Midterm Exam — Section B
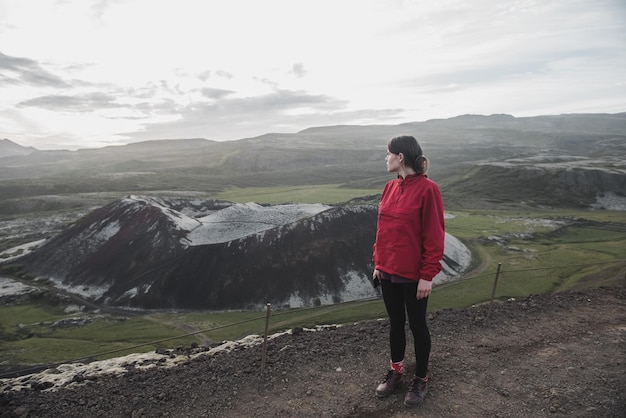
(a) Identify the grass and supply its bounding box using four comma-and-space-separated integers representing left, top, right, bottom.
0, 313, 200, 365
146, 298, 390, 343
1, 205, 625, 371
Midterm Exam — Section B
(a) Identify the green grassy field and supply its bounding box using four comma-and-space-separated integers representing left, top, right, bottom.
1, 204, 624, 371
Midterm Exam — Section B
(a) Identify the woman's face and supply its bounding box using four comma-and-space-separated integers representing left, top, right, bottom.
386, 150, 402, 173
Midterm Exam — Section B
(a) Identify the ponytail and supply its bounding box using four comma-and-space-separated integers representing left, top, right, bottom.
414, 155, 428, 175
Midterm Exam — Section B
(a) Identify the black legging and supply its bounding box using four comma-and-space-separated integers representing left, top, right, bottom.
381, 278, 431, 378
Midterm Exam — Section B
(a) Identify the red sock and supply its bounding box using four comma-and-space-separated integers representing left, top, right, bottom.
390, 360, 404, 374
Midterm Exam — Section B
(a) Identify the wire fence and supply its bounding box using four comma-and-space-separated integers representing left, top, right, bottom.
1, 258, 625, 379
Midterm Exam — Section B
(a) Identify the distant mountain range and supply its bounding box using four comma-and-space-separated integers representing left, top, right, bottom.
0, 138, 36, 158
1, 112, 625, 210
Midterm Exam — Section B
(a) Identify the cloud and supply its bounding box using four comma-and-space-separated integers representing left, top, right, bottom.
90, 0, 116, 21
291, 63, 307, 78
123, 88, 402, 141
0, 51, 69, 87
200, 87, 234, 99
133, 88, 344, 135
17, 92, 121, 112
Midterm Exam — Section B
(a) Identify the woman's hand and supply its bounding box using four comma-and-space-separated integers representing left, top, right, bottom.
416, 279, 432, 299
372, 269, 381, 288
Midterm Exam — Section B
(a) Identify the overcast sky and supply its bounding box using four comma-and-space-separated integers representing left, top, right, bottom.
1, 0, 624, 150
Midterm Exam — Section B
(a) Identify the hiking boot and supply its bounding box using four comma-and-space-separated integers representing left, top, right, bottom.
404, 376, 428, 407
375, 370, 402, 398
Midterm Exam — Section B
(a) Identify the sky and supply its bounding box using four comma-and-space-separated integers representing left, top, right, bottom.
0, 0, 624, 151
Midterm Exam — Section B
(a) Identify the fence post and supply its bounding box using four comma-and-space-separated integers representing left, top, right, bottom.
261, 303, 271, 372
488, 263, 502, 317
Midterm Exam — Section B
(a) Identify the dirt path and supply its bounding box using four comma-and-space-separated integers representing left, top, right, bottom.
1, 286, 624, 417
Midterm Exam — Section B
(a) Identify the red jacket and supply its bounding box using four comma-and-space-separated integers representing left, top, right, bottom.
373, 174, 445, 282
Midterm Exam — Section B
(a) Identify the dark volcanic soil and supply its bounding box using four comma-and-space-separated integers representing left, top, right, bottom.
1, 287, 625, 418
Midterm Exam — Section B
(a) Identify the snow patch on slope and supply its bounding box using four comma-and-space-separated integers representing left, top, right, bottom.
186, 202, 331, 245
286, 271, 377, 308
124, 196, 200, 232
0, 277, 36, 297
591, 192, 626, 211
0, 239, 46, 262
436, 233, 473, 284
48, 277, 110, 300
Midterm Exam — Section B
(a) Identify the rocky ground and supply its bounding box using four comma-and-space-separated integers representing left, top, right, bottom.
1, 286, 624, 418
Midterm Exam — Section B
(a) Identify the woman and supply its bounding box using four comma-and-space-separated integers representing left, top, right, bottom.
372, 135, 445, 407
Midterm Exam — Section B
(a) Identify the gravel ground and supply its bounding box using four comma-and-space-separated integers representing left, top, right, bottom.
1, 286, 625, 417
